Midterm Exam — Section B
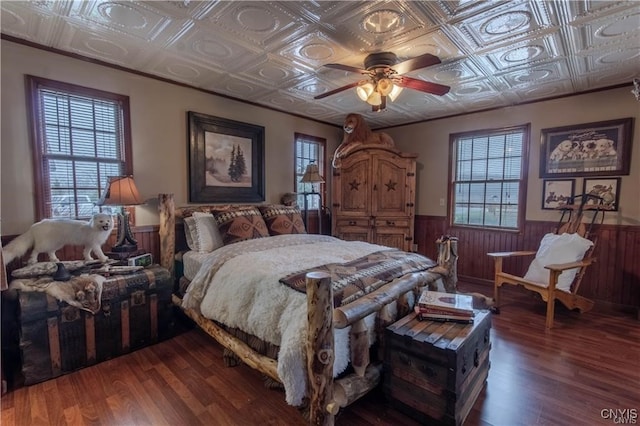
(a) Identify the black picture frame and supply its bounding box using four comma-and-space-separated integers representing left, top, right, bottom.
188, 111, 265, 203
582, 177, 621, 211
542, 179, 575, 210
540, 117, 633, 178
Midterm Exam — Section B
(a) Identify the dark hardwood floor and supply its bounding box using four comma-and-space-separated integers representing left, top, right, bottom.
2, 282, 639, 426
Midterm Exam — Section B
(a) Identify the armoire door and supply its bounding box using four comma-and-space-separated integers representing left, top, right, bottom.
370, 154, 415, 219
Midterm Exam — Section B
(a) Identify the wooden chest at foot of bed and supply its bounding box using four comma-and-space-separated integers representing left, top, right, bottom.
17, 266, 175, 385
383, 310, 491, 426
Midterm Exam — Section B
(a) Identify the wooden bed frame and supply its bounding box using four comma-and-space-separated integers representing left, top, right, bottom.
157, 194, 458, 425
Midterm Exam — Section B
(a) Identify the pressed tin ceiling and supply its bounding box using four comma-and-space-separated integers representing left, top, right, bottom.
1, 0, 639, 128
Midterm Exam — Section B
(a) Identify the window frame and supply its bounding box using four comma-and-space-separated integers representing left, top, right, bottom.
25, 75, 133, 221
448, 124, 530, 232
294, 133, 326, 210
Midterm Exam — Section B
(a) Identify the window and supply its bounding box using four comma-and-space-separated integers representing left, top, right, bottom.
26, 76, 133, 220
450, 124, 529, 230
294, 133, 326, 210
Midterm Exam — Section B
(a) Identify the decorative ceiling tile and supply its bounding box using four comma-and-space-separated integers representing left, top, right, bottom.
0, 1, 64, 44
567, 7, 640, 52
278, 30, 353, 69
2, 0, 638, 129
320, 1, 438, 51
451, 80, 499, 97
481, 32, 564, 72
391, 30, 463, 61
278, 1, 364, 23
198, 1, 305, 51
498, 59, 571, 89
67, 1, 174, 42
55, 21, 155, 68
512, 79, 576, 101
163, 26, 262, 73
412, 59, 485, 84
239, 55, 309, 88
453, 1, 557, 50
577, 45, 640, 74
583, 68, 639, 89
140, 0, 218, 20
418, 0, 512, 22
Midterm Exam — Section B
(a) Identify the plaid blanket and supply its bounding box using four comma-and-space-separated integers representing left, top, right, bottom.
279, 250, 436, 306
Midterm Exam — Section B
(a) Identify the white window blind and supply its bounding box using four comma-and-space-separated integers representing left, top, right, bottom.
451, 126, 529, 229
28, 76, 131, 219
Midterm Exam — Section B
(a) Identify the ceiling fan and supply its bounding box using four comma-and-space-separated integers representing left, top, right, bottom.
314, 52, 451, 111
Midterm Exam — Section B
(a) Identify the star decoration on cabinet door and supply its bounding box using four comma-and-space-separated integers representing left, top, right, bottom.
349, 179, 361, 190
385, 180, 397, 191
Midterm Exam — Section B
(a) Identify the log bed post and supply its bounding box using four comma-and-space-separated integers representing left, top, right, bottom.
306, 271, 336, 426
431, 236, 459, 293
158, 194, 175, 277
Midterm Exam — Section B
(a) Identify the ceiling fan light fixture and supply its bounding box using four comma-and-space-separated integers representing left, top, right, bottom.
388, 84, 403, 101
366, 91, 382, 106
356, 81, 374, 101
377, 78, 393, 96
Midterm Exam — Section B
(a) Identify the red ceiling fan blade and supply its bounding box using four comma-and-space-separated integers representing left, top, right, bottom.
323, 63, 368, 74
396, 76, 450, 96
314, 81, 361, 99
393, 53, 441, 75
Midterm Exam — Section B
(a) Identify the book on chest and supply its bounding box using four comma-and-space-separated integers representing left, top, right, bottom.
416, 290, 474, 322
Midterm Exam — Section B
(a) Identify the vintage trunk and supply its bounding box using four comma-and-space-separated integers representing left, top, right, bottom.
17, 266, 174, 385
384, 310, 492, 426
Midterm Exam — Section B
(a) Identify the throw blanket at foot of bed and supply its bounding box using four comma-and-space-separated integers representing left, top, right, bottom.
280, 250, 436, 307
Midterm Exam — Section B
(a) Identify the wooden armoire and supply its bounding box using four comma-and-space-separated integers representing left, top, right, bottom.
332, 144, 417, 252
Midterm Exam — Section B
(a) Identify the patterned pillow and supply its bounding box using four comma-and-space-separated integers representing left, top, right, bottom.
259, 205, 307, 235
213, 207, 269, 245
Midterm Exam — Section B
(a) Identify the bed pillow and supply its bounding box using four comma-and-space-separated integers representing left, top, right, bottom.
259, 205, 306, 235
191, 212, 224, 253
183, 216, 198, 251
213, 207, 269, 245
523, 232, 593, 292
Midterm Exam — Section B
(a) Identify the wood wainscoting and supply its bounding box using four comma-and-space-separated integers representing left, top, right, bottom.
415, 215, 640, 310
4, 220, 637, 310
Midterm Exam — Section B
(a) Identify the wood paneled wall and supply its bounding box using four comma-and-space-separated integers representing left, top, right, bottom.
415, 215, 640, 308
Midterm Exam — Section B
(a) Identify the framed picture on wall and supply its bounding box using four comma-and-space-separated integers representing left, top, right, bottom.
188, 111, 265, 203
540, 118, 633, 178
542, 179, 575, 210
583, 177, 621, 211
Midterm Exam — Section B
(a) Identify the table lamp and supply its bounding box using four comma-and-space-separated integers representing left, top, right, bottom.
300, 162, 325, 233
97, 176, 143, 252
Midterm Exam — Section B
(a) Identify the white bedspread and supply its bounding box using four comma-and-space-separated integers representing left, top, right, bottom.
182, 234, 405, 406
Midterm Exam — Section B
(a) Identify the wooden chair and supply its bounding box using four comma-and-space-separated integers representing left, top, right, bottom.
488, 194, 610, 329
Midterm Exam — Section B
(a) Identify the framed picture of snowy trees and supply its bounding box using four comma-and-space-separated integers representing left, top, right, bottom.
188, 111, 265, 203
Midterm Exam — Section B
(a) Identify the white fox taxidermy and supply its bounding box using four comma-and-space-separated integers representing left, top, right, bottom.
3, 213, 114, 265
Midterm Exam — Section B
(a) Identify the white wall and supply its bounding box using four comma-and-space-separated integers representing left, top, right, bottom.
1, 40, 342, 234
386, 87, 640, 225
